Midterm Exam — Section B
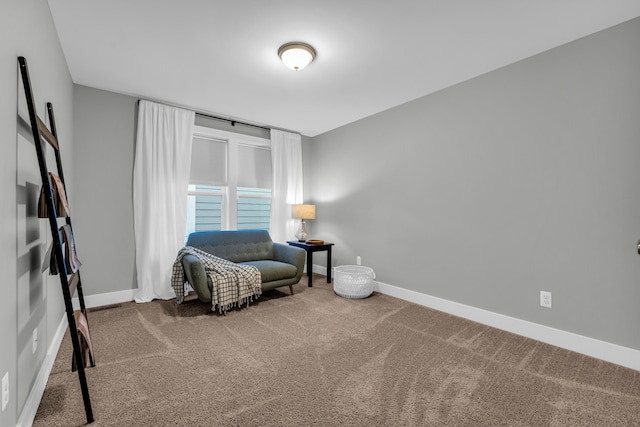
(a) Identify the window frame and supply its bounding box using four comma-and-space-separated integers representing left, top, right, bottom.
188, 126, 272, 233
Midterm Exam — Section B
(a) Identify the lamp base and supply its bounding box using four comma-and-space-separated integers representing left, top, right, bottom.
295, 220, 309, 242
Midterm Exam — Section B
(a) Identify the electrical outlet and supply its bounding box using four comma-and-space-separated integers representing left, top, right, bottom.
356, 256, 361, 265
2, 372, 8, 411
540, 291, 552, 308
32, 328, 38, 354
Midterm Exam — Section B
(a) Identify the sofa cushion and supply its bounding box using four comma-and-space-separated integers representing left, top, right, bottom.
240, 260, 298, 283
186, 230, 274, 263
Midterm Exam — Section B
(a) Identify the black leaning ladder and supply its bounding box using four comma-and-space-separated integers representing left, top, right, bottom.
18, 56, 95, 424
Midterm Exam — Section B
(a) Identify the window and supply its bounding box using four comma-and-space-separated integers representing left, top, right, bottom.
237, 187, 272, 230
186, 185, 223, 232
186, 127, 272, 238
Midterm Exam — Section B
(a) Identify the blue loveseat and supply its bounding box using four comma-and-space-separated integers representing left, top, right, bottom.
182, 230, 305, 303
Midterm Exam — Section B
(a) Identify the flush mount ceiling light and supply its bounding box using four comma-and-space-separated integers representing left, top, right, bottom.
278, 42, 316, 71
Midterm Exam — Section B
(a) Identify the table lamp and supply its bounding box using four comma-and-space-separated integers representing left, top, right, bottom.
292, 204, 316, 241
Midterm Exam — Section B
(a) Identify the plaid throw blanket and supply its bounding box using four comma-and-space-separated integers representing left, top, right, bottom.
171, 246, 262, 314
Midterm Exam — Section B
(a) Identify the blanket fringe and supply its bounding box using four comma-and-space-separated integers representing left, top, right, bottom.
215, 291, 262, 315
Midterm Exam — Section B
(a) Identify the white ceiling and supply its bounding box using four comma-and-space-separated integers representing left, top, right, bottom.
48, 0, 640, 137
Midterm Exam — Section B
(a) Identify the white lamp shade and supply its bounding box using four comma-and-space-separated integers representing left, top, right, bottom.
292, 204, 316, 219
278, 43, 316, 71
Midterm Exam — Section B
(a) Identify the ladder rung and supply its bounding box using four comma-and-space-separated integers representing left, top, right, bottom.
37, 116, 59, 149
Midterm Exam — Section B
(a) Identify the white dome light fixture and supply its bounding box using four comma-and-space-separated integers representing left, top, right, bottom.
278, 42, 316, 71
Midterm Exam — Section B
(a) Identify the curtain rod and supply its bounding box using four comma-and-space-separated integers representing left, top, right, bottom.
136, 98, 271, 132
195, 112, 271, 132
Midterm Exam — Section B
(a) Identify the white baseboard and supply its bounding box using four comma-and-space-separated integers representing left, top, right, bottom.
72, 288, 136, 310
374, 280, 640, 372
314, 264, 639, 371
312, 264, 327, 276
17, 314, 67, 427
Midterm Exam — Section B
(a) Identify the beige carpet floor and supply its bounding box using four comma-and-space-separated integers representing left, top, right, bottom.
34, 275, 640, 426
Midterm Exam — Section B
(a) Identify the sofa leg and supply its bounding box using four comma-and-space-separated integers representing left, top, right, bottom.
289, 284, 294, 295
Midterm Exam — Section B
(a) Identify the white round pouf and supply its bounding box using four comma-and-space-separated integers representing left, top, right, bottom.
333, 265, 375, 299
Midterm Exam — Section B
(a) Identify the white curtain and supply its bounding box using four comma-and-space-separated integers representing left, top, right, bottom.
133, 100, 195, 302
270, 129, 303, 243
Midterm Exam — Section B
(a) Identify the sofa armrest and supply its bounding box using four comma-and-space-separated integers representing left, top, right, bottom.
272, 243, 305, 272
182, 254, 211, 301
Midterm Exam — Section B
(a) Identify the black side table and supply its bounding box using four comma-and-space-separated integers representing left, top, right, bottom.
287, 241, 334, 287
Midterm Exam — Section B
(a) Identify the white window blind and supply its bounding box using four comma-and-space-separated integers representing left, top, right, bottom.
190, 136, 227, 186
237, 144, 272, 189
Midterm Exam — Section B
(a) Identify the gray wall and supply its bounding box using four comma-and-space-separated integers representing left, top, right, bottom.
308, 17, 640, 350
73, 85, 138, 295
1, 2, 74, 425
